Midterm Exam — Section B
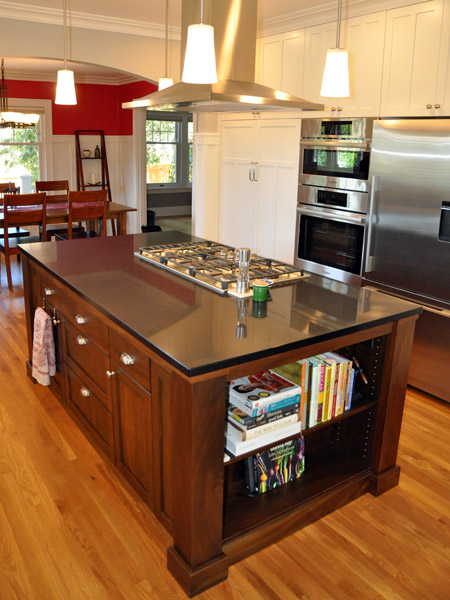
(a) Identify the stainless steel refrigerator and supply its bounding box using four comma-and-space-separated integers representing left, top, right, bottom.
364, 118, 450, 402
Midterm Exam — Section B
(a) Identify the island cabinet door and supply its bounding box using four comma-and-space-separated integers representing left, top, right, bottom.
109, 365, 153, 507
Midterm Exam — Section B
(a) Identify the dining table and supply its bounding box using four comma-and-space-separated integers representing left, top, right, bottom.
0, 201, 137, 235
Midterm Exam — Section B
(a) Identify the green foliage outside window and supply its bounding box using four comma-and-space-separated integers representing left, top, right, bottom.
0, 127, 40, 183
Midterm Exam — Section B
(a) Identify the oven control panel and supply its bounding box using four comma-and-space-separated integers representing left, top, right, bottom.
317, 189, 348, 208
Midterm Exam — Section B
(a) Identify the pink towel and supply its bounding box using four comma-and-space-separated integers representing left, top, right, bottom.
32, 307, 56, 386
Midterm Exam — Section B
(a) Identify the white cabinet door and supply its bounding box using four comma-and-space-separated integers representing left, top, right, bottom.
256, 120, 301, 263
338, 12, 386, 116
257, 30, 305, 98
304, 13, 385, 117
219, 118, 300, 263
381, 0, 443, 116
219, 121, 258, 249
303, 23, 337, 106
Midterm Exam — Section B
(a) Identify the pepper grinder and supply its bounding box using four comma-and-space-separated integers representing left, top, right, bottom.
236, 247, 251, 294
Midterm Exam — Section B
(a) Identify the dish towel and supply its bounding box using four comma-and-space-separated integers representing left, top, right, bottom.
32, 307, 56, 386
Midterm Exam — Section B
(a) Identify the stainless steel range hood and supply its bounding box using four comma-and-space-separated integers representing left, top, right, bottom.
123, 0, 324, 113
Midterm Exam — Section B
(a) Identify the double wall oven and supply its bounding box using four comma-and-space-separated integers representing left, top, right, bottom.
294, 118, 374, 285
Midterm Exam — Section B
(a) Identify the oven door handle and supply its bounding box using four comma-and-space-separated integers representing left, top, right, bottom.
300, 139, 371, 150
297, 205, 366, 225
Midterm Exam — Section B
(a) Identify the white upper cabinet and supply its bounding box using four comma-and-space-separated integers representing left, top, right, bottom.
256, 30, 306, 98
381, 0, 444, 116
303, 13, 386, 117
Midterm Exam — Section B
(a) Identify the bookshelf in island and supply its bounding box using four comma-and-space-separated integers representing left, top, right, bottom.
20, 231, 421, 597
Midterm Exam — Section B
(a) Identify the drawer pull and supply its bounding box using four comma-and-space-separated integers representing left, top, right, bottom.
75, 314, 87, 325
80, 386, 91, 397
76, 335, 88, 346
426, 103, 432, 109
106, 370, 118, 378
120, 352, 135, 366
435, 103, 441, 109
44, 287, 54, 296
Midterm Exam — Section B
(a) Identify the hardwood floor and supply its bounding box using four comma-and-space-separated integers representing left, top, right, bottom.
155, 215, 192, 236
1, 260, 449, 600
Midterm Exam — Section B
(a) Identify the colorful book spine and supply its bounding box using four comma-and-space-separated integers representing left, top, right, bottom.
322, 362, 332, 423
228, 402, 300, 430
230, 392, 301, 418
225, 420, 302, 456
308, 360, 319, 428
347, 368, 356, 410
227, 412, 300, 441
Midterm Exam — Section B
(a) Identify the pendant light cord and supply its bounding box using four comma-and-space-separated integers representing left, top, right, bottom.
336, 0, 342, 49
200, 0, 204, 24
164, 0, 169, 78
63, 0, 67, 69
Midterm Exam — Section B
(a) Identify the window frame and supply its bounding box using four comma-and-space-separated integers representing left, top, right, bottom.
146, 110, 193, 192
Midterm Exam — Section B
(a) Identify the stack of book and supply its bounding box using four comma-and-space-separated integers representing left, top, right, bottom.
225, 370, 302, 457
272, 352, 356, 429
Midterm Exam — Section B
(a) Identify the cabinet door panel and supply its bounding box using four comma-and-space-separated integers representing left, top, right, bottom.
258, 35, 283, 90
303, 24, 337, 104
381, 0, 443, 116
112, 368, 152, 502
66, 365, 114, 458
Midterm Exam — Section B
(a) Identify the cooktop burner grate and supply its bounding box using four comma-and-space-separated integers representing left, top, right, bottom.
135, 240, 309, 294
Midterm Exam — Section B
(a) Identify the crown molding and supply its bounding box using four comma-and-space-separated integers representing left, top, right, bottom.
5, 70, 140, 86
0, 0, 181, 39
257, 0, 427, 37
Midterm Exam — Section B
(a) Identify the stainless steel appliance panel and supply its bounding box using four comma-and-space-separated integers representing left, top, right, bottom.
301, 117, 374, 141
366, 119, 450, 303
409, 305, 450, 402
295, 205, 366, 286
299, 184, 369, 214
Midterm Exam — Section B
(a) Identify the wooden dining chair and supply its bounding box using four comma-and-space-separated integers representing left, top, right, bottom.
0, 182, 29, 240
0, 192, 47, 290
35, 180, 84, 239
55, 189, 107, 240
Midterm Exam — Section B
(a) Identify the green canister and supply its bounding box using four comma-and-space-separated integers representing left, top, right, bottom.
252, 279, 269, 302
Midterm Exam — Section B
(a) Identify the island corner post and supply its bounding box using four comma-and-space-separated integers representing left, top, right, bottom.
19, 238, 421, 598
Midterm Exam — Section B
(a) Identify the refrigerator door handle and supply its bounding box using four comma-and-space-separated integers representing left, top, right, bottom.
364, 175, 378, 273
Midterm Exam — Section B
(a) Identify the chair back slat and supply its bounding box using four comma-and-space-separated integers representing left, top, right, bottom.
68, 190, 107, 238
35, 180, 69, 205
3, 192, 47, 241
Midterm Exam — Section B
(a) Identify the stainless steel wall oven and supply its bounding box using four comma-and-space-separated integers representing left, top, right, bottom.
294, 118, 374, 285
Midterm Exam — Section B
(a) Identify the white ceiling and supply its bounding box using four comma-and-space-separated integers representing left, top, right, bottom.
4, 0, 327, 83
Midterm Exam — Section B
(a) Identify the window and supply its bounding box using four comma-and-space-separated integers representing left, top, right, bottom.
0, 122, 40, 192
146, 111, 193, 190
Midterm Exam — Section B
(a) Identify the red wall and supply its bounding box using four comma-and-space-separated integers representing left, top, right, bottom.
6, 79, 157, 136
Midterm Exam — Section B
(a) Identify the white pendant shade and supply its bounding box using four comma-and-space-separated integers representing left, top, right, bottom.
158, 77, 174, 90
320, 48, 350, 98
182, 23, 218, 84
55, 69, 77, 105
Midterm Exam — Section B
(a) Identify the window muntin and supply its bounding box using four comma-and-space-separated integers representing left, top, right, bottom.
146, 112, 193, 189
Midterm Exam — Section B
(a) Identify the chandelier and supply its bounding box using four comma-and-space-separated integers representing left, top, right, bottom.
0, 59, 40, 128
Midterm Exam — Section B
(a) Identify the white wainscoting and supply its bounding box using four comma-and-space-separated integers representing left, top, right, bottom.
52, 134, 140, 234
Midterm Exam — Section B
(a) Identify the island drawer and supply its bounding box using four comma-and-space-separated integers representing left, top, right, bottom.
65, 365, 114, 459
38, 270, 65, 311
109, 327, 151, 390
59, 293, 109, 354
63, 320, 110, 406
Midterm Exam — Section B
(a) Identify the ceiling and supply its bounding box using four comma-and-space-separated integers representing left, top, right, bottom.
3, 0, 332, 83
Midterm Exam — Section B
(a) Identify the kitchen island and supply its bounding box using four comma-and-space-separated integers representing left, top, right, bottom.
20, 231, 421, 596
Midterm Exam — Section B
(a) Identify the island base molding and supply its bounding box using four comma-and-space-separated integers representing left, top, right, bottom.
167, 547, 229, 597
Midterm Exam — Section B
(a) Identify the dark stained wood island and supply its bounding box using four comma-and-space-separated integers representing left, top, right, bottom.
21, 231, 421, 597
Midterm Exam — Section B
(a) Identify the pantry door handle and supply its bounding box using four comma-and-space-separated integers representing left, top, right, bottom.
253, 162, 258, 182
248, 163, 253, 181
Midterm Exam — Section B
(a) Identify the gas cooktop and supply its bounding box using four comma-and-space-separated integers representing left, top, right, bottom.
135, 240, 309, 295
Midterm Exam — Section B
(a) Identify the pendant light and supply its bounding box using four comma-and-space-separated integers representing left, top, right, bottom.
320, 0, 349, 98
158, 0, 174, 90
55, 0, 77, 105
0, 59, 40, 128
182, 0, 217, 84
